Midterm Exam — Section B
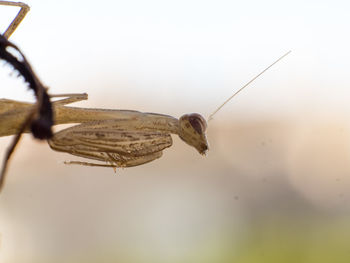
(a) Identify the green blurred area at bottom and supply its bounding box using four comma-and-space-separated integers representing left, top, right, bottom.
69, 215, 350, 263
232, 216, 350, 263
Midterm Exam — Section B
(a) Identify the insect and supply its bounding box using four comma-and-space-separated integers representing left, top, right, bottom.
0, 1, 290, 187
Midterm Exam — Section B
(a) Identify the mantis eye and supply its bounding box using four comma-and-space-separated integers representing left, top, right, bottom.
188, 113, 207, 134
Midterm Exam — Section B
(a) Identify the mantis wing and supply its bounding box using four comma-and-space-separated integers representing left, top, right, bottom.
48, 119, 173, 167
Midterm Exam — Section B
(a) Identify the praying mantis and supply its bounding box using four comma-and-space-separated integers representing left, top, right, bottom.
0, 1, 290, 191
1, 92, 209, 167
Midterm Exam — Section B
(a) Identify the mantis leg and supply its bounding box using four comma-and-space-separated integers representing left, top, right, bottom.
51, 93, 88, 106
0, 1, 30, 39
64, 161, 119, 168
64, 151, 163, 168
0, 93, 88, 137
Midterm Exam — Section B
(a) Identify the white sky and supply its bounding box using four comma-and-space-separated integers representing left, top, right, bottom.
1, 0, 350, 120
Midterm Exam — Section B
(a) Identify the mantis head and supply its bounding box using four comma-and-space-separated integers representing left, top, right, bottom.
178, 113, 209, 155
178, 51, 291, 156
176, 51, 291, 156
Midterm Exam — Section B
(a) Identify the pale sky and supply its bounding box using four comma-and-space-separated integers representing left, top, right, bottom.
1, 0, 350, 120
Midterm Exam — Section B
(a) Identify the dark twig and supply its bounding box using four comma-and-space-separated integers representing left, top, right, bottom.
0, 34, 54, 192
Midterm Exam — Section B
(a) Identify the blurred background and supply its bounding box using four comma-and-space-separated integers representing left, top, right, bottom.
1, 0, 350, 262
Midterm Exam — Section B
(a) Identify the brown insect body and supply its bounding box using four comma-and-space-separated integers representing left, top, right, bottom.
48, 102, 209, 167
0, 94, 209, 168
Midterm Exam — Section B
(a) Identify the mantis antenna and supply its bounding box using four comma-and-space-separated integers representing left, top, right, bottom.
208, 50, 291, 121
